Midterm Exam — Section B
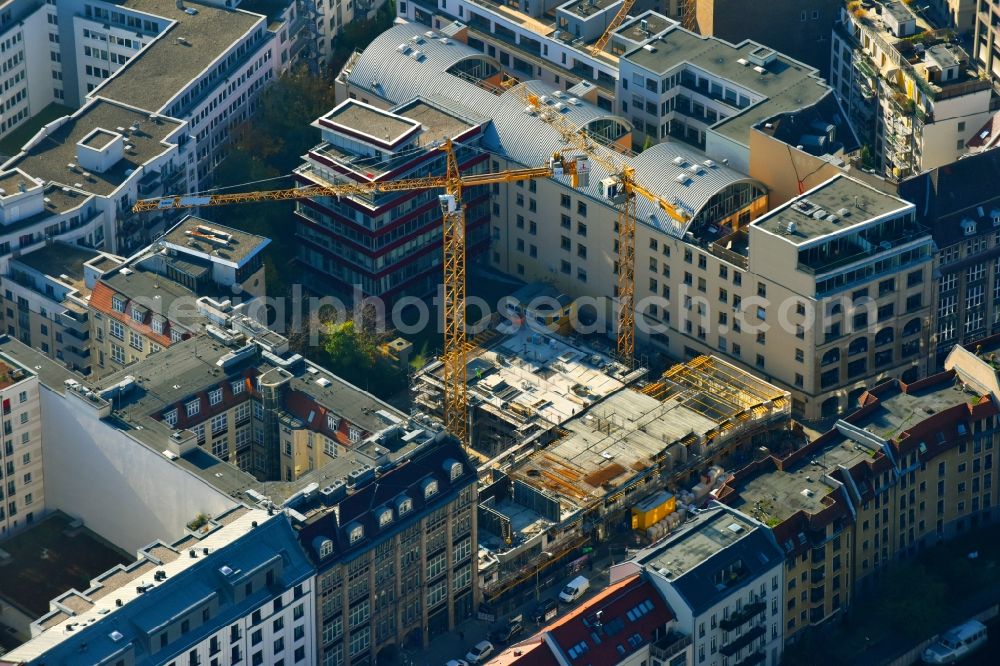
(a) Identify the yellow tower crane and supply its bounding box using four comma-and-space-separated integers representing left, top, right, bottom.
132, 140, 588, 448
517, 86, 689, 366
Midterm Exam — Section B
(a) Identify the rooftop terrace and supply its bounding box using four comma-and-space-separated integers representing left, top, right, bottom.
12, 242, 102, 298
639, 507, 759, 580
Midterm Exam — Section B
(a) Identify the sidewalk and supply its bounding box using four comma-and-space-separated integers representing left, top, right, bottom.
407, 556, 616, 666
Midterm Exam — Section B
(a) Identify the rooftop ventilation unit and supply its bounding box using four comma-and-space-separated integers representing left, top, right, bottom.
642, 44, 656, 52
675, 173, 690, 184
753, 65, 767, 74
568, 97, 581, 105
737, 58, 749, 66
672, 156, 686, 166
703, 159, 716, 168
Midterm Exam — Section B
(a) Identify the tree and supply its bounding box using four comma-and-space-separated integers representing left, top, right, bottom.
321, 321, 407, 398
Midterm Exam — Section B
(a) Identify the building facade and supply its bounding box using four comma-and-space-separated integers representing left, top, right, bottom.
718, 348, 1000, 642
899, 149, 1000, 370
87, 216, 268, 376
0, 350, 42, 538
0, 242, 120, 375
0, 508, 317, 666
621, 504, 786, 666
294, 97, 491, 300
830, 0, 993, 179
295, 436, 478, 665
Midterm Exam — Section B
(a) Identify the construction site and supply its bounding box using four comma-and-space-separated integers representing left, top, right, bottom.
410, 303, 798, 603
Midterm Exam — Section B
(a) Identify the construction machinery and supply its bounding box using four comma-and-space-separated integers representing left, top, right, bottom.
518, 85, 689, 366
588, 0, 636, 56
132, 140, 588, 448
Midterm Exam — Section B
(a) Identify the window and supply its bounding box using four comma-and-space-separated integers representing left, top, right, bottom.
211, 413, 227, 435
186, 399, 201, 417
232, 380, 245, 395
209, 388, 223, 406
577, 201, 587, 216
109, 319, 125, 340
112, 295, 126, 312
349, 524, 364, 544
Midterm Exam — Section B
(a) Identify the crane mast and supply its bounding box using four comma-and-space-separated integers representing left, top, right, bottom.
132, 140, 585, 449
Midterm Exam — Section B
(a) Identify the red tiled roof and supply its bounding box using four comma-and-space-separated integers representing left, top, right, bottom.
283, 389, 365, 446
967, 112, 1000, 150
90, 281, 174, 347
488, 574, 674, 666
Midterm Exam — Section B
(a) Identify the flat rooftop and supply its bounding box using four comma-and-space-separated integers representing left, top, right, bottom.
393, 98, 476, 146
0, 512, 131, 618
93, 0, 265, 113
162, 216, 269, 267
639, 508, 757, 579
324, 100, 419, 144
13, 242, 102, 296
80, 128, 119, 150
5, 99, 182, 197
615, 13, 674, 43
562, 0, 621, 16
0, 168, 40, 196
624, 28, 830, 145
753, 174, 911, 244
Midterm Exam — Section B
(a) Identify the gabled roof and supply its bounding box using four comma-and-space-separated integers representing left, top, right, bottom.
488, 574, 674, 666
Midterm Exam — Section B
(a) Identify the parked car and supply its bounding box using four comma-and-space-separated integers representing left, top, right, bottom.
531, 598, 558, 623
489, 617, 524, 644
445, 660, 469, 666
465, 640, 495, 664
558, 575, 590, 603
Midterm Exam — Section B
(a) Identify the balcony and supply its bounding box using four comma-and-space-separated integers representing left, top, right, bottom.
719, 601, 766, 631
650, 631, 691, 662
735, 651, 766, 666
720, 625, 766, 657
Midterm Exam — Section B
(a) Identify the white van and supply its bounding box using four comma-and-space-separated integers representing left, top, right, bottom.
558, 575, 590, 603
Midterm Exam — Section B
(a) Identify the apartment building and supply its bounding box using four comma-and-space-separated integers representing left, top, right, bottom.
616, 504, 786, 666
490, 572, 692, 666
717, 346, 1000, 641
294, 435, 478, 663
340, 25, 933, 419
973, 0, 1000, 84
0, 350, 41, 539
0, 508, 317, 666
0, 0, 60, 138
294, 97, 491, 300
617, 24, 840, 171
0, 98, 188, 258
691, 0, 841, 75
0, 243, 111, 375
898, 149, 1000, 369
88, 216, 268, 375
830, 0, 994, 179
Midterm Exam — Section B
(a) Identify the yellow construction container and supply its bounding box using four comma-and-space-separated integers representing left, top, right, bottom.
631, 491, 676, 530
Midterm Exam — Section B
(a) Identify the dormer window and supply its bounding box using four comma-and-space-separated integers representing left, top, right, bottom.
130, 306, 144, 323
318, 538, 334, 559
444, 458, 463, 482
327, 413, 339, 431
170, 329, 183, 343
232, 380, 245, 395
349, 523, 364, 544
423, 479, 439, 500
164, 409, 178, 427
397, 496, 412, 516
111, 295, 126, 313
151, 317, 164, 335
186, 398, 200, 417
961, 218, 976, 236
208, 388, 223, 406
348, 426, 361, 443
378, 507, 393, 528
